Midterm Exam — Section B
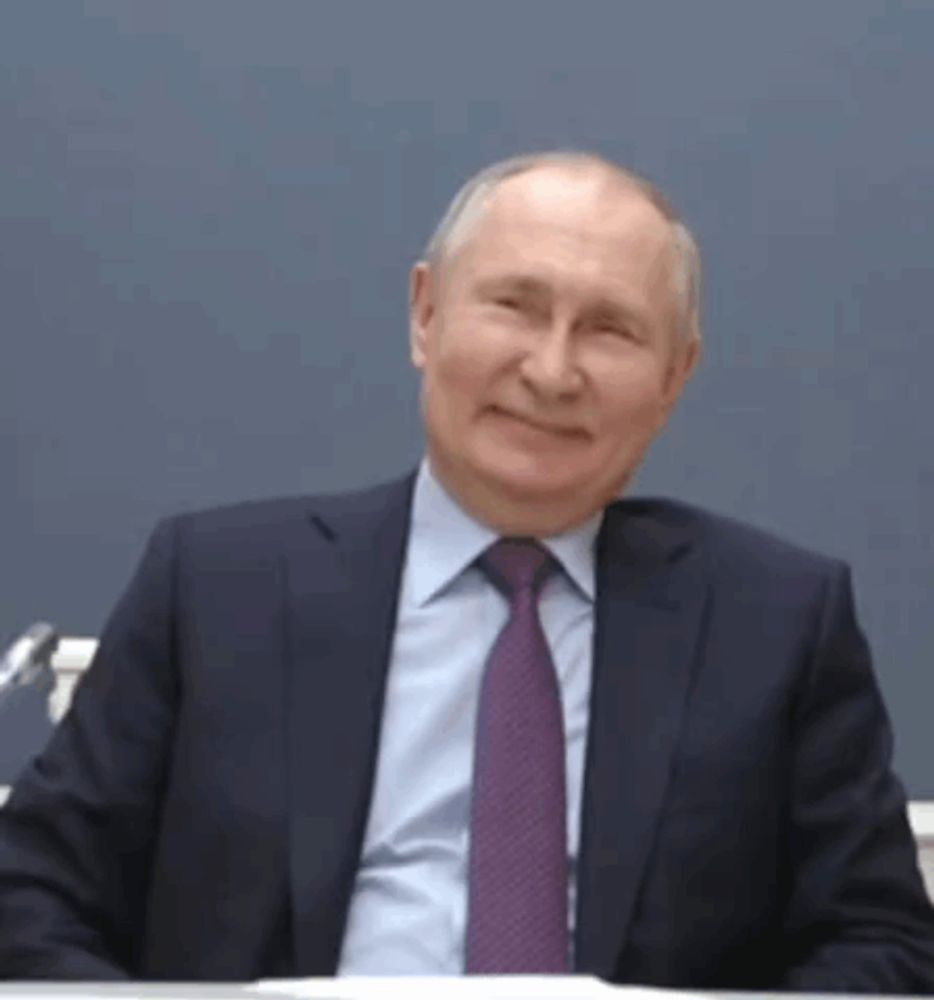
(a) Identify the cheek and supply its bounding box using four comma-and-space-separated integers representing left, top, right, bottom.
432, 324, 514, 398
594, 365, 671, 435
421, 343, 485, 434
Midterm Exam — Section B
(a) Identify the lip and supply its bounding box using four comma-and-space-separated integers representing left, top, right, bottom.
491, 406, 586, 438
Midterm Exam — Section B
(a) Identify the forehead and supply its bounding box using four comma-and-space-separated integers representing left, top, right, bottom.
450, 166, 677, 301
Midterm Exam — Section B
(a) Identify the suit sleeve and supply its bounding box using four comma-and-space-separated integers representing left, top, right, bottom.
780, 560, 934, 993
0, 518, 181, 979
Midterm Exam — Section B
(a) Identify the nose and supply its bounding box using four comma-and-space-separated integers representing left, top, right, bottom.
518, 320, 583, 400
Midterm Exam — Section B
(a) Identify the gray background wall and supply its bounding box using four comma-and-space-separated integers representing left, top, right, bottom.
1, 1, 932, 792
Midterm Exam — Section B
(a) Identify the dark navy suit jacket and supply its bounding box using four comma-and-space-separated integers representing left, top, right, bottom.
1, 473, 933, 990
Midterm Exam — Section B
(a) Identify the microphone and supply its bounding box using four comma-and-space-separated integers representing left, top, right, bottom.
0, 622, 59, 709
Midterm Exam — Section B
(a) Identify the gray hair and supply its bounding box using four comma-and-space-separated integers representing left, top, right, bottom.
423, 151, 701, 341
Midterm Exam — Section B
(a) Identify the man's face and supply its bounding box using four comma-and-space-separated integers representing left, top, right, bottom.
410, 165, 699, 536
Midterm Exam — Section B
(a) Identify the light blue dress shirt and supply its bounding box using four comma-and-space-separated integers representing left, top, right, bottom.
337, 460, 601, 975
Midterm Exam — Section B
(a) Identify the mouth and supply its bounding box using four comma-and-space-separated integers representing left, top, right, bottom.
490, 406, 587, 439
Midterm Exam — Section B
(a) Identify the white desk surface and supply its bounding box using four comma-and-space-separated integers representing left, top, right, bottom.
0, 978, 618, 1000
0, 980, 928, 1000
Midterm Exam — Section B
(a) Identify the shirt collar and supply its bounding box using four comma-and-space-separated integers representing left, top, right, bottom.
406, 458, 602, 608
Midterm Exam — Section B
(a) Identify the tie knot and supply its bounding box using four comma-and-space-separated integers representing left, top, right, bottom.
479, 538, 554, 596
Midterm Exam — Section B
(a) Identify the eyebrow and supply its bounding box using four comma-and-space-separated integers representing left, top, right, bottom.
474, 274, 550, 299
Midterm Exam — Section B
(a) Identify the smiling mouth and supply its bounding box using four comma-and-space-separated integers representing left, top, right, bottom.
492, 407, 586, 439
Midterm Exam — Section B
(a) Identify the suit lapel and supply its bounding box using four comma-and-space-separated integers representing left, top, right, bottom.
284, 473, 416, 975
575, 502, 710, 979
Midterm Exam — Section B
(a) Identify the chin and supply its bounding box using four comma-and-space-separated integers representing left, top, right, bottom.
497, 473, 580, 503
479, 454, 577, 495
483, 465, 604, 525
495, 445, 612, 493
491, 454, 635, 516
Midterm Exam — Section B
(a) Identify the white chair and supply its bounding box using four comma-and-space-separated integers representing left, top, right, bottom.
1, 633, 934, 906
910, 803, 934, 902
0, 634, 98, 807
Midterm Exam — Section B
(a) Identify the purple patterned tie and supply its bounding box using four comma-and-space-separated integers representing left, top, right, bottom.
465, 538, 570, 974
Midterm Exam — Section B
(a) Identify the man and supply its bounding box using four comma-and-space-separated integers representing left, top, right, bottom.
1, 151, 933, 990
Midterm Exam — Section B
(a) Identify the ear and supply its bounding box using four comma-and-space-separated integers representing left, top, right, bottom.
660, 333, 702, 413
673, 333, 701, 392
409, 261, 435, 371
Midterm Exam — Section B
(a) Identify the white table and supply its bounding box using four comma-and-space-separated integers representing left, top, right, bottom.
0, 980, 929, 1000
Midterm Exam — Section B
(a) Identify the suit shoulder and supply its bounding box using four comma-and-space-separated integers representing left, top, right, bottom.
157, 474, 412, 552
173, 495, 310, 533
618, 496, 844, 578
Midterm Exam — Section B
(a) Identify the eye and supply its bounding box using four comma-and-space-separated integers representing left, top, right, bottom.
595, 322, 631, 339
494, 296, 522, 311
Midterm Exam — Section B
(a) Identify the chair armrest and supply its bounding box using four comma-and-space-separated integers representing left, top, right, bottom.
47, 637, 98, 722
